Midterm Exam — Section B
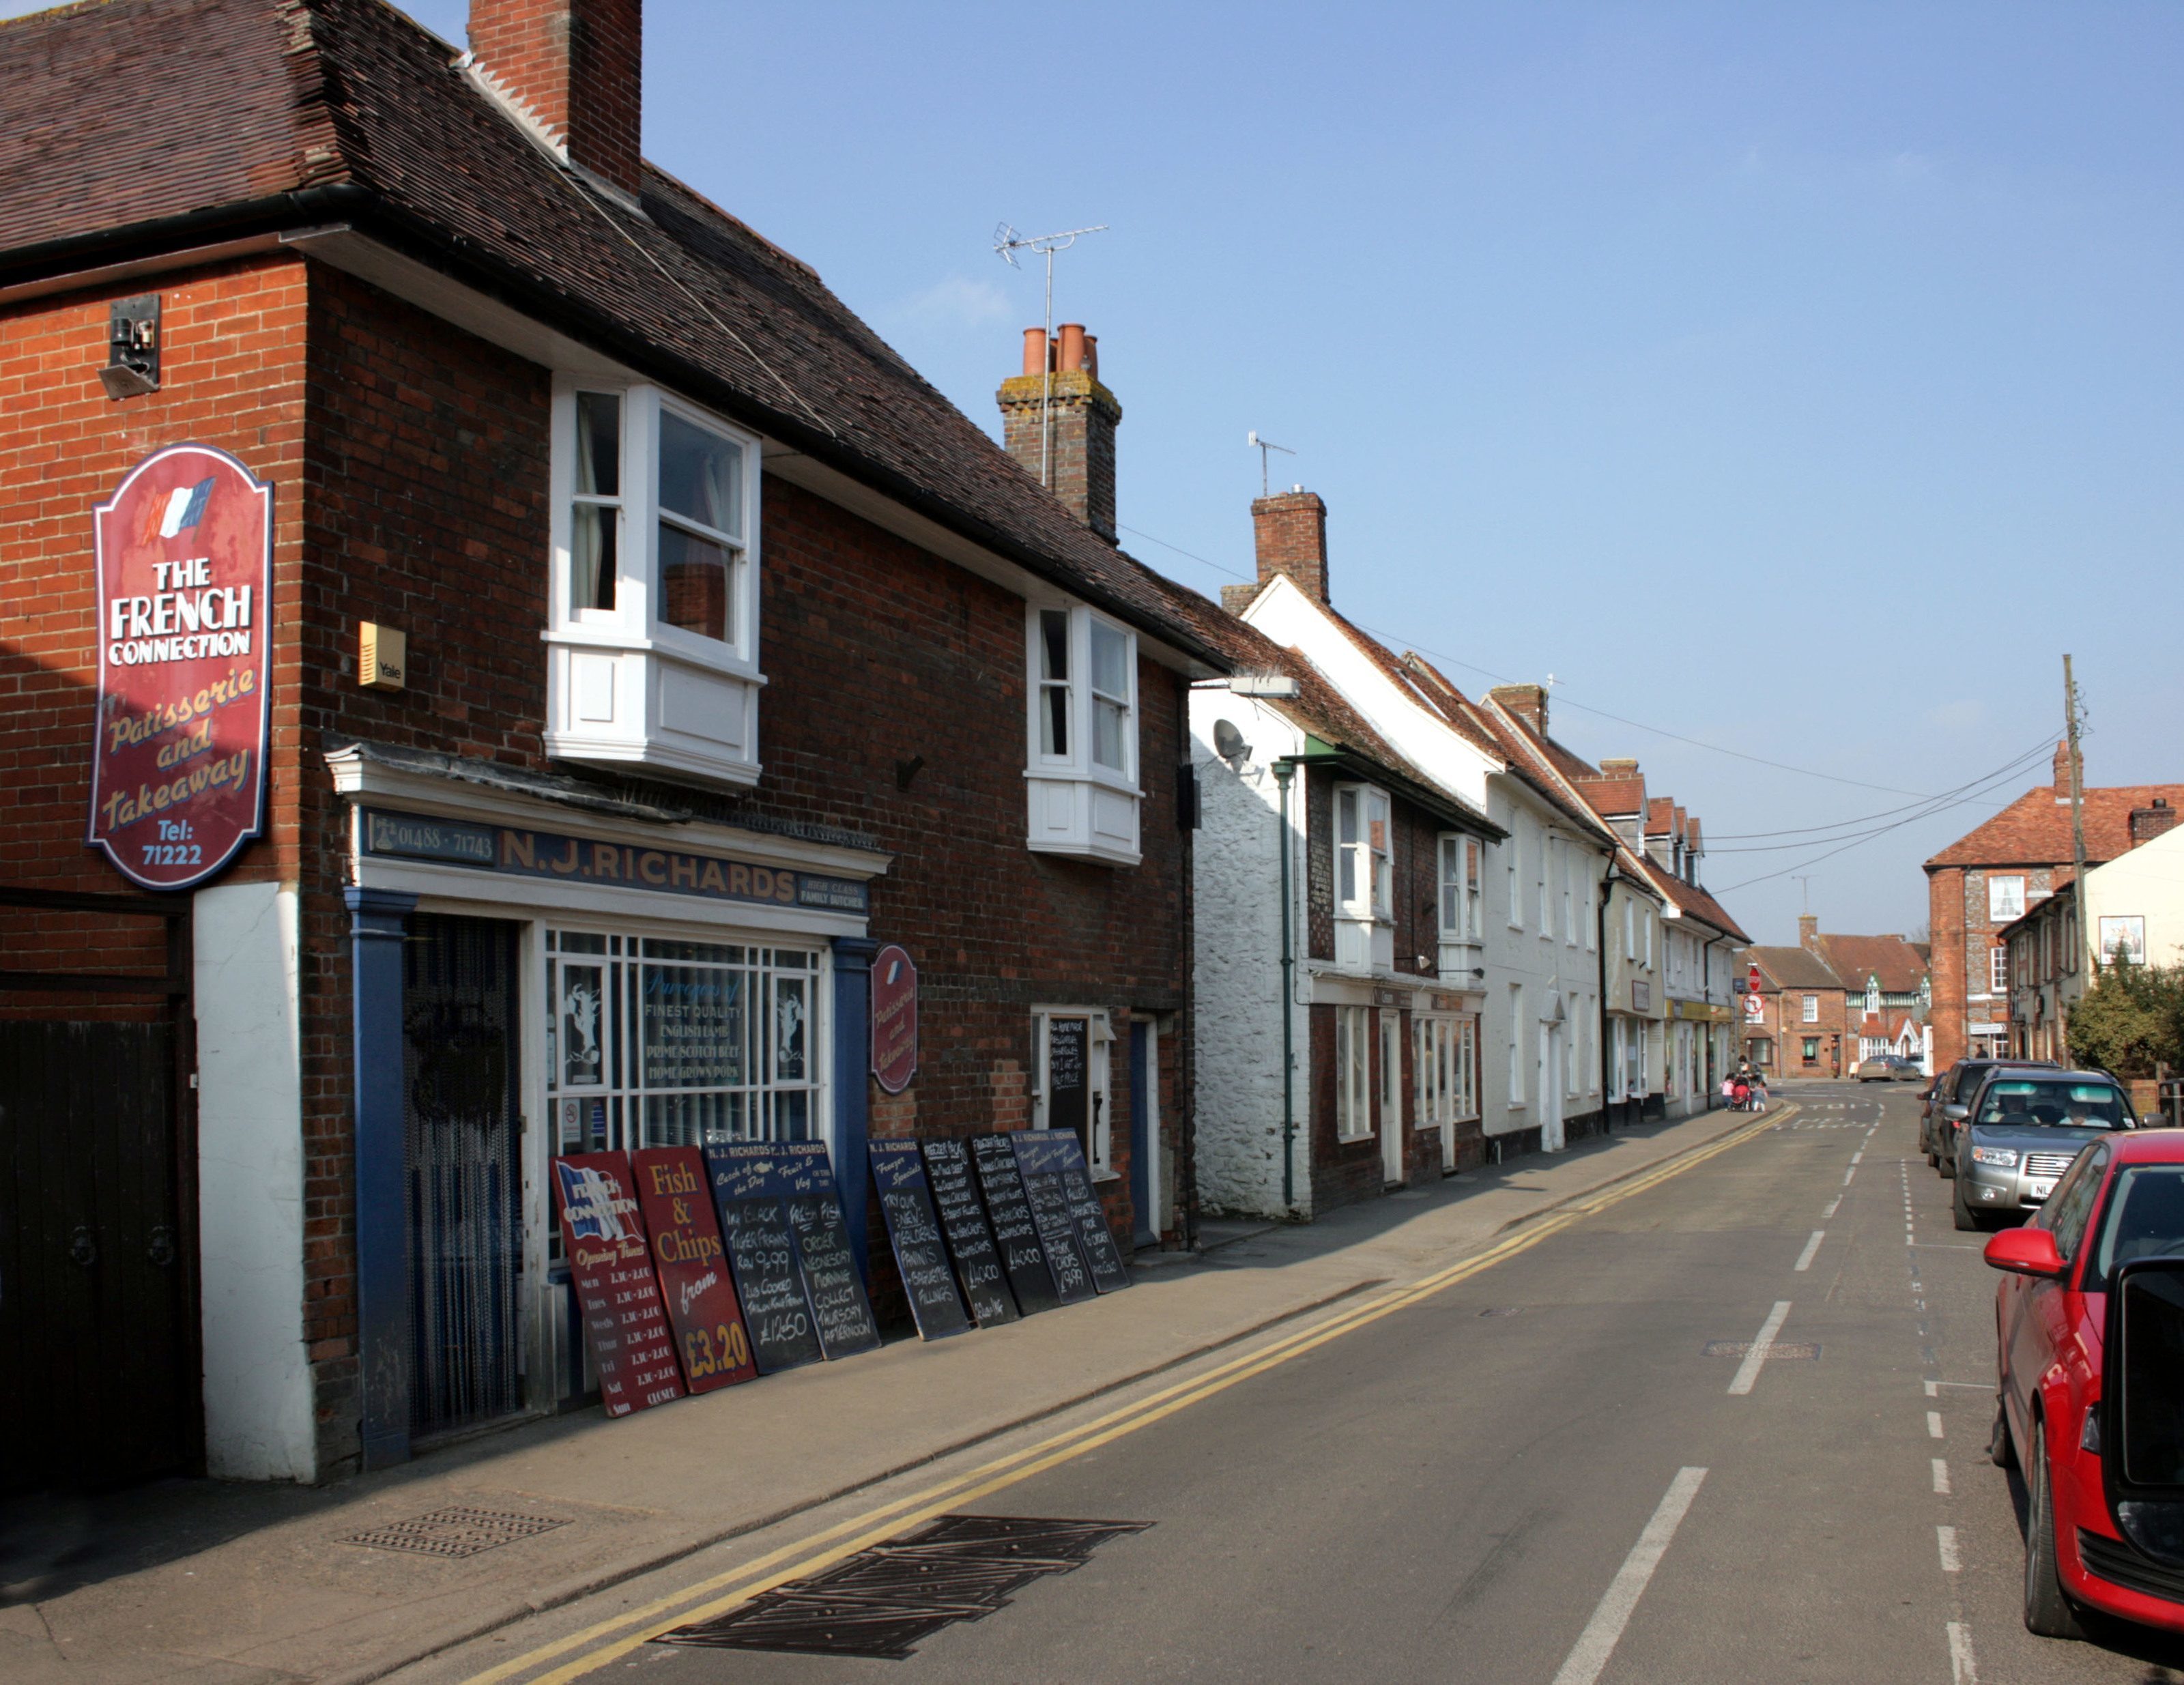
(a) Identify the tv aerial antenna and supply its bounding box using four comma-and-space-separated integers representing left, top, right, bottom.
1246, 431, 1295, 498
995, 221, 1108, 489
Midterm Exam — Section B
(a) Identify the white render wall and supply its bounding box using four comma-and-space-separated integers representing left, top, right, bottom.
193, 880, 315, 1482
1190, 687, 1308, 1219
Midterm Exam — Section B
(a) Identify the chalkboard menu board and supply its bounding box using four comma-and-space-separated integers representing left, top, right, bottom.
1003, 1136, 1097, 1306
1014, 1130, 1132, 1294
919, 1139, 1020, 1327
551, 1153, 686, 1417
1045, 1015, 1090, 1143
702, 1143, 824, 1374
776, 1142, 881, 1359
631, 1146, 757, 1393
968, 1136, 1062, 1316
870, 1142, 972, 1340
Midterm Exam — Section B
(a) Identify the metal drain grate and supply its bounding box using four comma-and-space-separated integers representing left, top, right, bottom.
1701, 1340, 1821, 1360
656, 1514, 1151, 1660
342, 1506, 571, 1559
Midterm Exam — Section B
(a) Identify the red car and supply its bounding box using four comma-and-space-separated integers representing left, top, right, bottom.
1987, 1127, 2184, 1638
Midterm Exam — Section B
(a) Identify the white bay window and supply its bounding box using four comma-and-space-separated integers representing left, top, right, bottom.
1026, 604, 1140, 865
1334, 782, 1393, 972
1437, 833, 1483, 979
546, 378, 764, 788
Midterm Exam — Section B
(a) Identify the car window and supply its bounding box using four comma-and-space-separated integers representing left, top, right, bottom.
1973, 1079, 2129, 1129
2041, 1144, 2110, 1262
2087, 1165, 2184, 1291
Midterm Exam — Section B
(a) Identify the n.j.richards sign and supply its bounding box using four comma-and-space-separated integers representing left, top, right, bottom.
87, 444, 272, 891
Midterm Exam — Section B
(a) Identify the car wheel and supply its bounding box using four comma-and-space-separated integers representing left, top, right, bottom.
1953, 1175, 1981, 1232
1989, 1396, 2015, 1469
2024, 1419, 2085, 1639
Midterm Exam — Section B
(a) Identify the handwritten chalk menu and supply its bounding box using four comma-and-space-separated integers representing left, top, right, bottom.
868, 1141, 972, 1340
1004, 1135, 1097, 1306
702, 1144, 823, 1374
551, 1153, 686, 1417
631, 1147, 756, 1394
968, 1136, 1062, 1316
1014, 1130, 1132, 1294
775, 1142, 881, 1359
1045, 1015, 1091, 1143
920, 1139, 1020, 1328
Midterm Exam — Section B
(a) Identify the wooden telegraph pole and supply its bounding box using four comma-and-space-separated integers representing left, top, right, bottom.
2065, 654, 2091, 979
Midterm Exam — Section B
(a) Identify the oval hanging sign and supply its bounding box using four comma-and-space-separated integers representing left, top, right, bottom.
871, 943, 918, 1094
87, 444, 272, 891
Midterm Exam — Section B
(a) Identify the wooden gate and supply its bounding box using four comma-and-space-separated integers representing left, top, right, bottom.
0, 887, 199, 1490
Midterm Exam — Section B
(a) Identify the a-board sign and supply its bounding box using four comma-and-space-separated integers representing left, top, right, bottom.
551, 1153, 686, 1417
1004, 1135, 1097, 1306
872, 944, 918, 1095
702, 1143, 823, 1374
775, 1141, 881, 1359
920, 1139, 1020, 1327
630, 1146, 756, 1393
869, 1141, 971, 1340
968, 1136, 1061, 1316
1044, 1016, 1091, 1144
1014, 1130, 1132, 1294
89, 444, 273, 891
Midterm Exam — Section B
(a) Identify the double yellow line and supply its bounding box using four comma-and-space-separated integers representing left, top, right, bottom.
465, 1104, 1792, 1685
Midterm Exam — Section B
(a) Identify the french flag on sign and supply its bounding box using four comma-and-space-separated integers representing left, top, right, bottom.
155, 476, 216, 539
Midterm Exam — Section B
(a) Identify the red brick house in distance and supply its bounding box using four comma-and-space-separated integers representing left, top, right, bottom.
1925, 744, 2184, 1068
0, 0, 1228, 1488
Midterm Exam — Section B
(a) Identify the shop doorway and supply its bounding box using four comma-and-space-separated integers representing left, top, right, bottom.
403, 913, 523, 1439
1379, 1011, 1404, 1185
1128, 1021, 1159, 1247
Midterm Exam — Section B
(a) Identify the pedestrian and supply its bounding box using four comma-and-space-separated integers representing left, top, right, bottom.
1732, 1075, 1751, 1111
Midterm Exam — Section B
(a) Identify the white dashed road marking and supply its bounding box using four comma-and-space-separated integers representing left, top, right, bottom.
1794, 1231, 1824, 1272
1823, 1196, 1841, 1218
1947, 1619, 1978, 1684
1728, 1301, 1794, 1396
1927, 1411, 1944, 1439
1931, 1458, 1951, 1495
1936, 1525, 1961, 1572
1549, 1467, 1709, 1685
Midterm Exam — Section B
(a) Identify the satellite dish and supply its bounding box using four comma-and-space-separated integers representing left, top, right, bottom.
1213, 719, 1250, 763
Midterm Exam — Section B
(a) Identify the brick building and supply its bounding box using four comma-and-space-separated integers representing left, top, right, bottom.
1738, 944, 1850, 1078
1736, 918, 1930, 1077
1924, 744, 2184, 1069
0, 0, 1228, 1488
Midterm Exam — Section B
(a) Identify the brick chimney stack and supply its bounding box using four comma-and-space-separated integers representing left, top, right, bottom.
469, 0, 644, 196
2054, 739, 2075, 793
997, 326, 1121, 542
1798, 913, 1820, 949
1489, 683, 1549, 740
1228, 489, 1332, 613
1598, 758, 1639, 778
2131, 796, 2178, 844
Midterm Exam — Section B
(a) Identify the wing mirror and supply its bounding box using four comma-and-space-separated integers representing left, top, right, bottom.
2100, 1257, 2184, 1567
1944, 1104, 1969, 1123
1983, 1227, 2065, 1278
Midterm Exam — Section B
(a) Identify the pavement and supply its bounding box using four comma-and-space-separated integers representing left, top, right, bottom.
0, 1099, 1774, 1685
371, 1079, 2184, 1685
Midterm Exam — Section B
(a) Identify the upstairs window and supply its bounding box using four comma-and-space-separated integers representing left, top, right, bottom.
571, 391, 622, 614
1802, 994, 1819, 1024
1505, 824, 1523, 930
656, 410, 747, 644
1337, 785, 1392, 921
1988, 874, 2026, 924
1438, 835, 1482, 941
1991, 947, 2011, 995
1024, 604, 1141, 865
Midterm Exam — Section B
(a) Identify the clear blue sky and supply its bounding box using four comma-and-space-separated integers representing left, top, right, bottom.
33, 0, 2184, 943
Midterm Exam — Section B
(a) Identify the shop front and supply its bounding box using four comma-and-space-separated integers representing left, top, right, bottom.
328, 744, 889, 1467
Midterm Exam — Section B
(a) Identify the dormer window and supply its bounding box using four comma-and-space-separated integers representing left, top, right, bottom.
1026, 603, 1140, 865
545, 378, 764, 787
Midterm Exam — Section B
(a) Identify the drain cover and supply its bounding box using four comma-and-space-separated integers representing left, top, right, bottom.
657, 1515, 1151, 1659
1701, 1340, 1821, 1360
342, 1506, 571, 1559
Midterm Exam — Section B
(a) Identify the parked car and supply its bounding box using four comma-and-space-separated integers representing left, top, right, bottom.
1985, 1128, 2184, 1638
1927, 1058, 2060, 1175
1953, 1070, 2136, 1232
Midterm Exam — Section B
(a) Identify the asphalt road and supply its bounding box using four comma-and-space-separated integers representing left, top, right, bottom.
418, 1083, 2184, 1685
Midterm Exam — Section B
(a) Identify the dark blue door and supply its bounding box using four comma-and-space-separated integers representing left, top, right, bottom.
1129, 1022, 1156, 1247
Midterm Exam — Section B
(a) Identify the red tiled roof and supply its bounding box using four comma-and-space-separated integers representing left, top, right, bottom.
1636, 857, 1751, 944
1646, 796, 1676, 833
1575, 774, 1646, 816
1739, 946, 1843, 991
1925, 779, 2184, 869
0, 0, 1225, 669
1810, 932, 1928, 995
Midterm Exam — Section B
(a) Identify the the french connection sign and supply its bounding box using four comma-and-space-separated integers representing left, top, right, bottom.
362, 809, 869, 916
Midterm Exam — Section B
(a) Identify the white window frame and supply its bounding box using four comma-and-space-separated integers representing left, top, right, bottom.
1802, 993, 1819, 1024
1624, 893, 1636, 960
1031, 1007, 1115, 1171
1987, 874, 2026, 925
1508, 984, 1525, 1106
1989, 946, 2010, 996
1537, 834, 1551, 938
550, 379, 762, 673
1336, 783, 1394, 923
1562, 844, 1577, 947
1438, 834, 1482, 942
1505, 824, 1523, 931
1335, 1005, 1374, 1140
1024, 603, 1141, 865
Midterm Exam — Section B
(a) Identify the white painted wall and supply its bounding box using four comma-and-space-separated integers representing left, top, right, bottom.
1190, 687, 1308, 1219
193, 880, 315, 1482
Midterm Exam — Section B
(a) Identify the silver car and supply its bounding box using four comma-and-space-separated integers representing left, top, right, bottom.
1952, 1070, 2136, 1231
